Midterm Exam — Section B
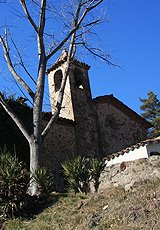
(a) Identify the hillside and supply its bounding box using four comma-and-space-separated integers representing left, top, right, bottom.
1, 156, 160, 230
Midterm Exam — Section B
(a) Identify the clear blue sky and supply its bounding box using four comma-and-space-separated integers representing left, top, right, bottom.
0, 0, 160, 115
88, 0, 160, 115
89, 0, 160, 114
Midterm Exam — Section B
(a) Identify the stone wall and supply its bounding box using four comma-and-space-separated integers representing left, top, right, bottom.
68, 63, 100, 158
42, 119, 77, 173
95, 103, 147, 156
90, 156, 160, 193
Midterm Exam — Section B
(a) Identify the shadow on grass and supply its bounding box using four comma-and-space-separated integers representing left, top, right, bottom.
0, 192, 69, 227
24, 192, 69, 219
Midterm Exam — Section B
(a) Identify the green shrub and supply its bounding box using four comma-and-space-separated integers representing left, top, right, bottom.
0, 152, 30, 218
33, 167, 54, 197
90, 158, 106, 192
62, 156, 90, 194
62, 156, 106, 194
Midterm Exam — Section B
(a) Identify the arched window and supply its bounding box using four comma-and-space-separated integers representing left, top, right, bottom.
54, 69, 63, 92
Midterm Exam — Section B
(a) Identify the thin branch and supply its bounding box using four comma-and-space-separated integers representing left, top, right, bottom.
0, 31, 35, 99
39, 0, 46, 34
46, 0, 104, 61
79, 19, 100, 29
82, 42, 120, 67
19, 0, 38, 33
0, 92, 31, 142
8, 30, 37, 85
14, 79, 33, 106
75, 22, 97, 39
88, 0, 103, 11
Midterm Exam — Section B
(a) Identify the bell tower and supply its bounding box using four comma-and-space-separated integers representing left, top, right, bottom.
47, 50, 75, 120
47, 51, 99, 158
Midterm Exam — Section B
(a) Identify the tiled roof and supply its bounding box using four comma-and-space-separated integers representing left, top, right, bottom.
42, 111, 75, 125
93, 94, 152, 130
46, 50, 90, 74
103, 136, 160, 162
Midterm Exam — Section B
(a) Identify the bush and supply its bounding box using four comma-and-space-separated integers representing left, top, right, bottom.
62, 156, 106, 194
33, 167, 54, 197
0, 151, 30, 218
62, 156, 90, 194
90, 158, 106, 192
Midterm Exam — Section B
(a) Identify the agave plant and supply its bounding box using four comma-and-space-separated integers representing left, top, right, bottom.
33, 167, 54, 197
0, 152, 30, 217
90, 158, 106, 192
79, 166, 91, 195
62, 156, 89, 194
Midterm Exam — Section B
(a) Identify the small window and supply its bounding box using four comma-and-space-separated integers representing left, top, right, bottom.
54, 69, 63, 92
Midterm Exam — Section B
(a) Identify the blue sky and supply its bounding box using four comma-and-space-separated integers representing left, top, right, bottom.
88, 0, 160, 115
0, 0, 160, 116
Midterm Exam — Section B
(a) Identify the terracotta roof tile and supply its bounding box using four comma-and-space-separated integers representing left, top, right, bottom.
104, 136, 160, 162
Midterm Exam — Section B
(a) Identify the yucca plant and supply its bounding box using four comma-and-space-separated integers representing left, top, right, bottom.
0, 152, 30, 217
80, 166, 91, 194
62, 156, 89, 194
33, 167, 54, 197
90, 158, 106, 192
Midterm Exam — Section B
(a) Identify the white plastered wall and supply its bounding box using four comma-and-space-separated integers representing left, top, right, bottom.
106, 145, 149, 166
106, 141, 160, 166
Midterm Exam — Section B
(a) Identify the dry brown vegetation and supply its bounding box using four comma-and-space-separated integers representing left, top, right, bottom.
1, 177, 160, 230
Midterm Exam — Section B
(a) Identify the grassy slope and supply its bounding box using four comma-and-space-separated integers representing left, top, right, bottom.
1, 178, 160, 230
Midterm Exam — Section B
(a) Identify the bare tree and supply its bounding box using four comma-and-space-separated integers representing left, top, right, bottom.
0, 0, 115, 195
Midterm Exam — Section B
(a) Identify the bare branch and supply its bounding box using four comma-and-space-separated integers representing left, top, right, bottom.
19, 0, 38, 33
87, 0, 103, 11
82, 42, 119, 67
0, 31, 35, 99
80, 19, 100, 29
46, 0, 104, 61
0, 92, 31, 142
39, 0, 46, 34
8, 30, 37, 85
75, 21, 98, 39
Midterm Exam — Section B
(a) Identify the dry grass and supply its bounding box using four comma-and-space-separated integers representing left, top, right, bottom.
1, 178, 160, 230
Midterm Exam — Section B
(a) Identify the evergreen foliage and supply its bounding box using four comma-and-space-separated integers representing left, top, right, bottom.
0, 150, 30, 218
90, 158, 106, 192
139, 90, 160, 138
62, 156, 106, 194
62, 156, 88, 194
0, 93, 32, 167
33, 167, 54, 197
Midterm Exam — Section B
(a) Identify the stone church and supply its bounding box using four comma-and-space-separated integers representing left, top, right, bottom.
41, 52, 152, 176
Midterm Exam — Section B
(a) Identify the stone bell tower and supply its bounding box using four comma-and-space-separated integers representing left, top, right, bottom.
47, 51, 100, 158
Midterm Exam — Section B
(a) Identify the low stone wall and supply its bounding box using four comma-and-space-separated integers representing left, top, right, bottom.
91, 156, 160, 193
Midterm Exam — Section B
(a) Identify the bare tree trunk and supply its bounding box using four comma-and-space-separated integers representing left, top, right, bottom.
29, 139, 41, 195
